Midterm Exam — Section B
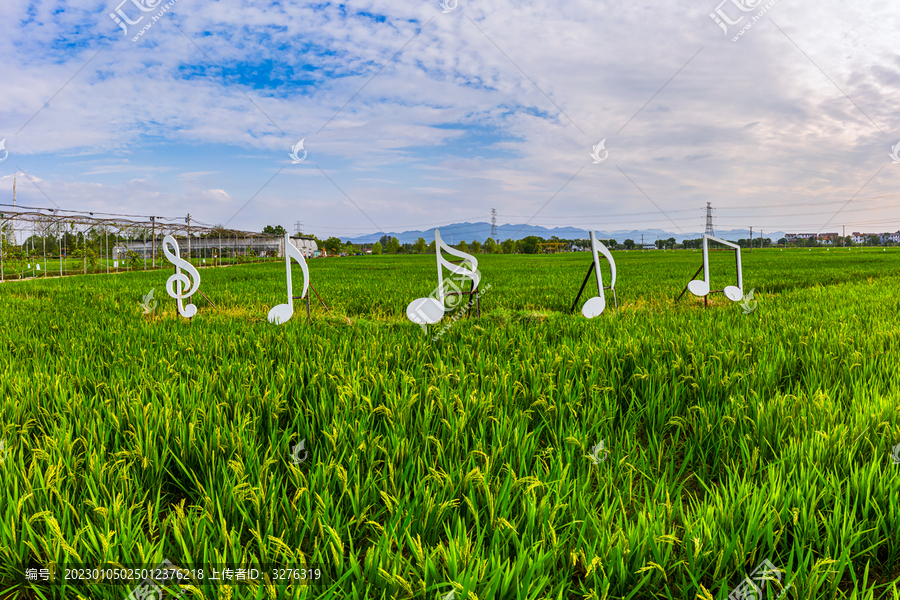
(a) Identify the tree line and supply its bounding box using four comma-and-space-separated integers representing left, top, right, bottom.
273, 225, 900, 255
288, 232, 780, 255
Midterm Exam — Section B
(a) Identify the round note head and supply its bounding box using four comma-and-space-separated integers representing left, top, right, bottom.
581, 296, 606, 319
687, 280, 709, 297
406, 297, 445, 325
723, 286, 743, 302
267, 303, 293, 325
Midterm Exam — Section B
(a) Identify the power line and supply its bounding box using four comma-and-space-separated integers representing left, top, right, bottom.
497, 208, 702, 219
291, 208, 900, 235
0, 203, 184, 221
715, 206, 898, 221
714, 194, 900, 210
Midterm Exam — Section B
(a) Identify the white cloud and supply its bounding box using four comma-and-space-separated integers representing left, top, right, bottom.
413, 187, 457, 194
178, 171, 220, 180
0, 0, 897, 235
200, 188, 231, 202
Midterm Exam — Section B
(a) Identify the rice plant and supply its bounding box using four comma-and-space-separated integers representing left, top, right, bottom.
0, 249, 898, 599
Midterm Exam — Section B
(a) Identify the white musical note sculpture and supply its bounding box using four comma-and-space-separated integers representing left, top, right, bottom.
406, 229, 481, 326
685, 234, 743, 302
267, 233, 310, 325
163, 235, 202, 318
576, 231, 617, 318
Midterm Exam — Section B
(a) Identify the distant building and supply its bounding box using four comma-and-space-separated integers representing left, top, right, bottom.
785, 232, 839, 244
785, 233, 816, 242
289, 236, 319, 258
850, 231, 900, 244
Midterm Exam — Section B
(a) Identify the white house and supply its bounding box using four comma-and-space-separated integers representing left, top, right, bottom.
850, 232, 899, 244
785, 233, 820, 243
289, 236, 319, 258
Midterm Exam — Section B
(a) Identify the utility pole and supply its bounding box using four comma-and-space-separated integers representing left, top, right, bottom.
749, 226, 752, 252
842, 225, 845, 248
641, 234, 644, 251
186, 214, 191, 266
10, 177, 15, 251
705, 202, 715, 236
151, 216, 156, 268
12, 177, 16, 248
490, 208, 498, 243
294, 221, 302, 236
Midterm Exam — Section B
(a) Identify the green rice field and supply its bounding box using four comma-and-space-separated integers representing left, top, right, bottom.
1, 248, 899, 599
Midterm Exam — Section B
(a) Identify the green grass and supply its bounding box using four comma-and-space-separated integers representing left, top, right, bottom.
1, 249, 899, 599
0, 255, 275, 280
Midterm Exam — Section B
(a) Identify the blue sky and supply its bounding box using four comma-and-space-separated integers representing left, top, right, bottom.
1, 0, 899, 239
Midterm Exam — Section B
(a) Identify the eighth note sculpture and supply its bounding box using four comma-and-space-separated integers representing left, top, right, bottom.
677, 234, 743, 307
406, 229, 481, 327
267, 233, 310, 325
570, 231, 617, 318
163, 235, 202, 318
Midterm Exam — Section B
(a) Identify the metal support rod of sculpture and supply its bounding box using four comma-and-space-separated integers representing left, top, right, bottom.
571, 231, 617, 318
406, 229, 481, 328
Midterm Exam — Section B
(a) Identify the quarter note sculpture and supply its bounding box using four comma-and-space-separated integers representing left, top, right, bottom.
267, 233, 310, 325
677, 234, 743, 305
163, 235, 202, 318
571, 231, 617, 318
406, 229, 481, 327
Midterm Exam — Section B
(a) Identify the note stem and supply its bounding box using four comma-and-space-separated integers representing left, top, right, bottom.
702, 235, 710, 287
285, 249, 293, 307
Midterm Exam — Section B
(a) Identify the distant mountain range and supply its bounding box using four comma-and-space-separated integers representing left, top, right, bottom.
343, 222, 787, 245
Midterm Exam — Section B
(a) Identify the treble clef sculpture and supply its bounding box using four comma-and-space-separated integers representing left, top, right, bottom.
163, 235, 201, 318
